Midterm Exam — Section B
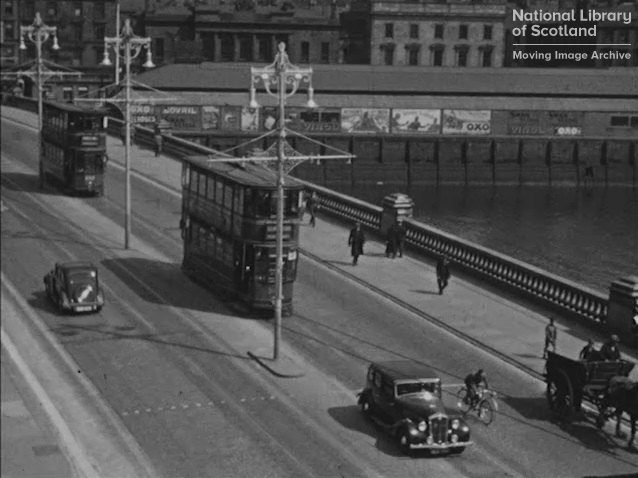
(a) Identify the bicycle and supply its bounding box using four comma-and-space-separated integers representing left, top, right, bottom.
456, 386, 499, 425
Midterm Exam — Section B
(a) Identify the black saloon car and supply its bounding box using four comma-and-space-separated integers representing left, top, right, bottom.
358, 360, 471, 455
44, 262, 104, 313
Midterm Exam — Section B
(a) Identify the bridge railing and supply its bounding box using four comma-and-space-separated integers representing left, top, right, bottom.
2, 96, 609, 329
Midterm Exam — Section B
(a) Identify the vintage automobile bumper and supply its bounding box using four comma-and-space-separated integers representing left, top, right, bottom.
408, 440, 473, 450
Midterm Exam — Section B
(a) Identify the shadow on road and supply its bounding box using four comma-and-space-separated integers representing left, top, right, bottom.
101, 257, 237, 314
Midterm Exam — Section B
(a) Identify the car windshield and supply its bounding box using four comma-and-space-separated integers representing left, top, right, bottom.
396, 381, 439, 396
66, 270, 97, 286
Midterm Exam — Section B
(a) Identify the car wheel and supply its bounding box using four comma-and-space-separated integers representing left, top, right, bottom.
449, 446, 465, 455
397, 430, 412, 456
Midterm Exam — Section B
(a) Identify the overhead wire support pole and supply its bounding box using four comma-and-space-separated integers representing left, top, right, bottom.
18, 13, 60, 187
101, 18, 154, 249
249, 42, 318, 361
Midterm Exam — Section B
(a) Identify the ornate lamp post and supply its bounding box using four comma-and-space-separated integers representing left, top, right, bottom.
18, 13, 60, 181
101, 18, 154, 249
249, 43, 317, 360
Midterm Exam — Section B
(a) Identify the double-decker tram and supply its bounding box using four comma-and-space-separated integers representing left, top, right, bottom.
179, 155, 304, 316
40, 101, 107, 195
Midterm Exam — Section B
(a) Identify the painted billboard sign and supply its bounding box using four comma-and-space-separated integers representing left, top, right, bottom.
241, 107, 260, 131
507, 111, 583, 136
202, 106, 220, 130
221, 106, 241, 131
129, 103, 157, 126
391, 109, 440, 134
159, 105, 200, 130
341, 108, 390, 133
443, 110, 491, 135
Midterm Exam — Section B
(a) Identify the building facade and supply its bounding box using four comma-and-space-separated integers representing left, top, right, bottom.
1, 1, 20, 68
363, 0, 507, 67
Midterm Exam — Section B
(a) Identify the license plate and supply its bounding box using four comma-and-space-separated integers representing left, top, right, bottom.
86, 175, 95, 181
75, 306, 92, 312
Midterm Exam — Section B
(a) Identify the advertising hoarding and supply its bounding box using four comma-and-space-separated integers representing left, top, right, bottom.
202, 106, 220, 130
391, 109, 440, 134
507, 111, 583, 136
341, 108, 390, 133
159, 105, 200, 130
130, 103, 157, 126
443, 110, 491, 135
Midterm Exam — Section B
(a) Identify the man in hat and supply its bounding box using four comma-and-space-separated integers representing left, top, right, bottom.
600, 334, 621, 361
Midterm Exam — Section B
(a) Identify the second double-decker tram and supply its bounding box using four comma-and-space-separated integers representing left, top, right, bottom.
40, 101, 107, 195
180, 155, 304, 316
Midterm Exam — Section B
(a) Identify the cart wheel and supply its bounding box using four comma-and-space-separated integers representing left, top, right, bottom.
547, 370, 574, 423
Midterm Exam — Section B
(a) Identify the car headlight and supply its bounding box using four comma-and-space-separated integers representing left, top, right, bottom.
417, 421, 427, 432
451, 419, 460, 430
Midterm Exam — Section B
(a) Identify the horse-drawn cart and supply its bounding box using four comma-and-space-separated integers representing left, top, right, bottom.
545, 351, 635, 422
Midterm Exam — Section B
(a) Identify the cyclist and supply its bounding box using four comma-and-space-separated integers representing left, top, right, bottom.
464, 369, 489, 408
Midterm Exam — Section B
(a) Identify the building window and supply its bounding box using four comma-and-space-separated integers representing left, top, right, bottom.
24, 1, 35, 19
320, 42, 329, 63
63, 87, 73, 101
382, 45, 394, 65
483, 25, 492, 40
3, 21, 14, 40
94, 23, 105, 40
238, 34, 253, 61
94, 2, 105, 20
72, 48, 82, 66
480, 47, 493, 67
73, 2, 82, 17
4, 2, 14, 16
431, 45, 444, 66
73, 24, 83, 42
407, 46, 419, 66
46, 1, 56, 17
93, 47, 102, 65
610, 115, 629, 127
385, 23, 394, 38
631, 116, 638, 128
434, 24, 444, 39
220, 33, 234, 61
300, 41, 310, 63
459, 25, 468, 40
257, 35, 271, 61
154, 38, 165, 63
78, 86, 88, 98
456, 45, 469, 66
410, 24, 419, 39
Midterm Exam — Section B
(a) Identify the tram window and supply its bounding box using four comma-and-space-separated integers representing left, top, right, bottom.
254, 190, 275, 217
189, 169, 198, 192
206, 176, 215, 199
198, 173, 207, 197
233, 187, 244, 215
223, 184, 233, 210
215, 179, 224, 204
286, 190, 300, 215
610, 115, 629, 127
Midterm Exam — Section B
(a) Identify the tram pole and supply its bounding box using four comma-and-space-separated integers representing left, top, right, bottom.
250, 43, 317, 361
101, 19, 154, 249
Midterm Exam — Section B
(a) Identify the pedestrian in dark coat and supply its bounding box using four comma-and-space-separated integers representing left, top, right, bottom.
435, 256, 451, 294
120, 124, 127, 145
348, 222, 365, 266
306, 191, 317, 227
153, 125, 163, 157
386, 222, 399, 258
579, 338, 600, 361
396, 219, 406, 258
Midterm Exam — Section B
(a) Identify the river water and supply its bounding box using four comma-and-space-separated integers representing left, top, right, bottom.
330, 183, 638, 294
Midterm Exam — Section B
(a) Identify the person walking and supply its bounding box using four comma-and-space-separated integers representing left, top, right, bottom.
348, 222, 365, 266
396, 219, 406, 258
435, 256, 451, 295
385, 222, 398, 259
306, 191, 317, 227
543, 318, 557, 359
153, 124, 163, 157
